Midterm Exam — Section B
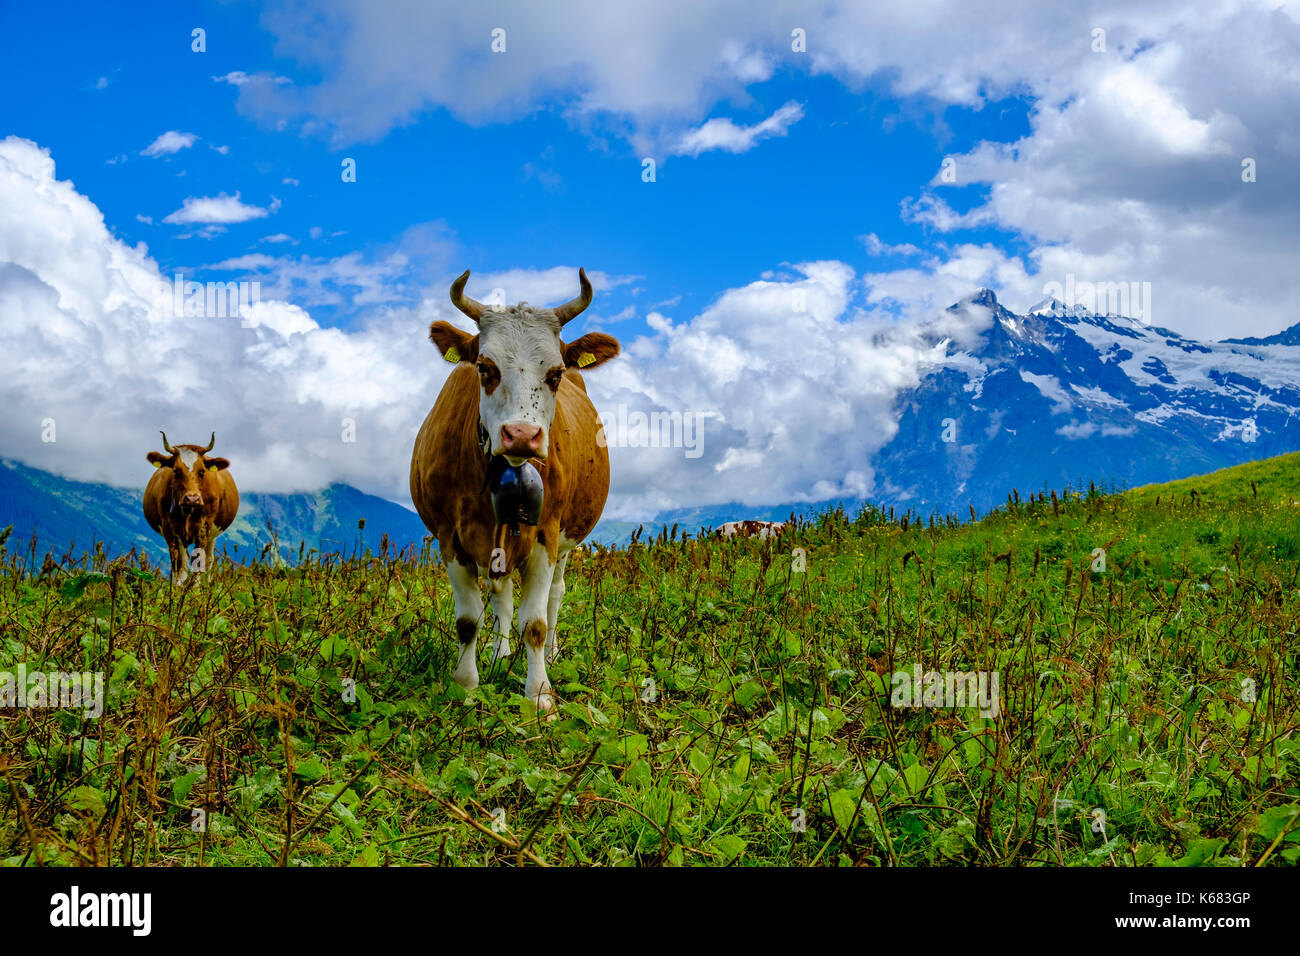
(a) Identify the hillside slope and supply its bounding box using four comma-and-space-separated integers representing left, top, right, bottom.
1126, 449, 1300, 505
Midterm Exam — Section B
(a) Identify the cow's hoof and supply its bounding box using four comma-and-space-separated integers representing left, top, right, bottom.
528, 684, 556, 719
453, 662, 480, 691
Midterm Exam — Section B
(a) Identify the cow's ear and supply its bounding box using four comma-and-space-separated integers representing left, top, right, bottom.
563, 333, 620, 370
204, 457, 230, 471
429, 321, 478, 364
147, 451, 170, 468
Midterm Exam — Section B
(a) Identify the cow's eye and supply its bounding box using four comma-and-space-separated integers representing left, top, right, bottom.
476, 360, 501, 393
544, 367, 564, 391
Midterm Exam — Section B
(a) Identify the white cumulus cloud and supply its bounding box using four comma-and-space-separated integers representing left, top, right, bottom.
672, 101, 804, 156
163, 192, 274, 225
141, 131, 198, 157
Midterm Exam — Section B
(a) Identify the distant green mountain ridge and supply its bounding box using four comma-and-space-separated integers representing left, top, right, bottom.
0, 459, 433, 565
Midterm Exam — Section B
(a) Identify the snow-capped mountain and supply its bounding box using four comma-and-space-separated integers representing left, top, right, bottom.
870, 289, 1300, 515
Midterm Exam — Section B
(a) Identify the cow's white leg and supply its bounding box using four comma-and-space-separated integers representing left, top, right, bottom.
447, 560, 484, 690
519, 542, 557, 712
487, 574, 513, 660
545, 550, 570, 664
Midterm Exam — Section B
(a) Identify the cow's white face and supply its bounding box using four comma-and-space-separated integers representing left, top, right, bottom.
429, 268, 622, 466
475, 305, 566, 464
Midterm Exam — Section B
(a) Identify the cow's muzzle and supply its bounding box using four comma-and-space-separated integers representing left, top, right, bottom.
179, 494, 203, 514
497, 423, 544, 461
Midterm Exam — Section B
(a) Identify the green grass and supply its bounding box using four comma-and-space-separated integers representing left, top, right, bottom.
1, 455, 1297, 867
1127, 450, 1300, 505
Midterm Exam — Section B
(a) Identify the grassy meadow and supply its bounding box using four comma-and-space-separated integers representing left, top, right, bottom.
1, 453, 1297, 866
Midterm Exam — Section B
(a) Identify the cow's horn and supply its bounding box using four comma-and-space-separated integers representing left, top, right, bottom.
202, 432, 215, 453
159, 430, 174, 454
553, 268, 593, 326
449, 270, 486, 323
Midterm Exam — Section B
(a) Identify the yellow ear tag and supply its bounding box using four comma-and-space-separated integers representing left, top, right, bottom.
443, 346, 460, 363
152, 460, 162, 468
577, 351, 595, 368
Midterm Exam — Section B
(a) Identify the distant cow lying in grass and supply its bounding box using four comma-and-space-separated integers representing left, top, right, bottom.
143, 432, 239, 584
715, 520, 787, 540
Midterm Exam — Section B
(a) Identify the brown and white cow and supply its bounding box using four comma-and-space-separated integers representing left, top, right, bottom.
716, 520, 787, 540
143, 432, 239, 584
410, 269, 619, 712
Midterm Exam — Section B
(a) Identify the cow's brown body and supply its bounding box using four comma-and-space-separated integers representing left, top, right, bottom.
410, 363, 609, 574
409, 268, 619, 712
143, 433, 238, 583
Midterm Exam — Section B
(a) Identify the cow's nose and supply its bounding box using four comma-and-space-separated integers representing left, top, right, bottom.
181, 493, 202, 506
499, 423, 544, 456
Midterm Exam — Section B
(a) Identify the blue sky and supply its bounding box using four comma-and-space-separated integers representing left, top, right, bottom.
0, 0, 1035, 329
1, 0, 1297, 513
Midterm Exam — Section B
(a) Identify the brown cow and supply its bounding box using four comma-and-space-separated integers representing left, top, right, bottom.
410, 268, 619, 712
143, 431, 239, 584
